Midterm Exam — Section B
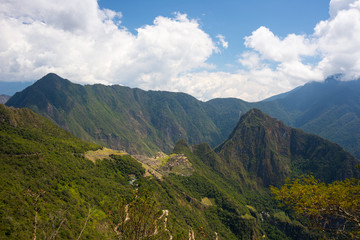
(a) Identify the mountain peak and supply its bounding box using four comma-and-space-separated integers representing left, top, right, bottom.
35, 73, 72, 88
227, 108, 285, 141
240, 108, 266, 120
216, 109, 360, 187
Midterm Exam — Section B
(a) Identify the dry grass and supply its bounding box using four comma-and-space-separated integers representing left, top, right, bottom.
84, 147, 127, 163
201, 197, 213, 207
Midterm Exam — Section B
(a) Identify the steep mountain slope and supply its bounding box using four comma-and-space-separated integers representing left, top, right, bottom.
171, 109, 360, 239
6, 73, 221, 155
263, 76, 360, 159
0, 104, 304, 239
3, 103, 359, 239
215, 109, 360, 187
0, 104, 245, 239
205, 76, 360, 159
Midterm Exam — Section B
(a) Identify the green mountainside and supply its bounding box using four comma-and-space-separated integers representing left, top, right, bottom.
6, 73, 221, 156
206, 76, 360, 160
265, 77, 360, 160
215, 109, 360, 187
6, 73, 360, 159
2, 104, 359, 239
0, 104, 242, 239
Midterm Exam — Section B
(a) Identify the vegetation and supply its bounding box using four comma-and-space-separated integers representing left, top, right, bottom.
2, 101, 360, 239
271, 175, 360, 238
215, 109, 360, 187
0, 105, 269, 239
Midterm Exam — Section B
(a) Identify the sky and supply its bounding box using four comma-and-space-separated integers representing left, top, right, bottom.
1, 0, 360, 101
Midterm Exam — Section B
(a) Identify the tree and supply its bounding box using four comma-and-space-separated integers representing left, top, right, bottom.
270, 175, 360, 238
104, 190, 172, 240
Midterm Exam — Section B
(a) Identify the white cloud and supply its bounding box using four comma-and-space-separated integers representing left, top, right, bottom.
216, 34, 228, 49
236, 0, 360, 99
315, 1, 360, 79
0, 0, 218, 88
238, 52, 263, 69
329, 0, 355, 17
1, 0, 360, 102
183, 0, 360, 102
244, 27, 317, 63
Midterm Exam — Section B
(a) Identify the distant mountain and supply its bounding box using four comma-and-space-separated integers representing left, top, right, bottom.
214, 109, 360, 187
205, 76, 360, 159
6, 73, 223, 155
6, 73, 360, 159
0, 94, 10, 104
262, 76, 360, 159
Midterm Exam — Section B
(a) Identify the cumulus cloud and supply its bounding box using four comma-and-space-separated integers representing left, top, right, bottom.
315, 0, 360, 79
244, 27, 317, 63
172, 71, 285, 102
1, 0, 360, 102
235, 0, 360, 100
176, 0, 360, 101
0, 0, 218, 88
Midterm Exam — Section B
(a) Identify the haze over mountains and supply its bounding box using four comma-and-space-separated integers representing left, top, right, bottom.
6, 73, 360, 160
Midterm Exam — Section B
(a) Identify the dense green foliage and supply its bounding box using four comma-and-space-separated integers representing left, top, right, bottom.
2, 101, 360, 239
1, 105, 225, 239
171, 139, 321, 239
0, 104, 313, 239
0, 104, 128, 238
271, 175, 360, 238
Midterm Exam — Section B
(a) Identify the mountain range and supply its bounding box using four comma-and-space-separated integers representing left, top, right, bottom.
6, 73, 360, 159
2, 102, 359, 239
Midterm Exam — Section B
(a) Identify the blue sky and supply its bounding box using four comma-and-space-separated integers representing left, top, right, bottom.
99, 0, 330, 70
1, 0, 360, 101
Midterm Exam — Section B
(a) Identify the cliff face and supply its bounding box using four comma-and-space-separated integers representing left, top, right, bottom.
215, 109, 360, 187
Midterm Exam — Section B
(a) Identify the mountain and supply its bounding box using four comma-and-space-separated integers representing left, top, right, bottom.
205, 76, 360, 160
214, 109, 360, 187
171, 109, 360, 239
0, 104, 314, 239
262, 76, 360, 159
6, 73, 360, 160
0, 104, 244, 239
6, 73, 222, 155
3, 103, 359, 239
0, 94, 10, 104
